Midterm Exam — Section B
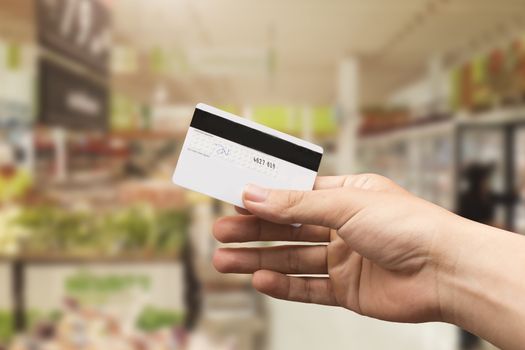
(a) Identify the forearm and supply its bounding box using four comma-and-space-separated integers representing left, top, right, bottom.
438, 216, 525, 349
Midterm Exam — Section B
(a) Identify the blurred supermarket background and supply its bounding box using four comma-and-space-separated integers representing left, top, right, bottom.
1, 0, 525, 349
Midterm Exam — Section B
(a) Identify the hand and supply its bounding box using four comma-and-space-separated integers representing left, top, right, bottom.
212, 174, 458, 323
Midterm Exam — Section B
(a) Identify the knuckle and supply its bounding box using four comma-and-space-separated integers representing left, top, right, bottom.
322, 189, 354, 228
279, 191, 305, 221
304, 279, 312, 303
339, 207, 367, 241
348, 173, 390, 190
287, 248, 301, 273
361, 173, 403, 192
256, 219, 264, 242
289, 225, 302, 241
287, 190, 305, 207
327, 280, 339, 306
362, 173, 382, 180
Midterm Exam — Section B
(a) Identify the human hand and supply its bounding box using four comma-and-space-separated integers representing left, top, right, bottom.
212, 174, 458, 323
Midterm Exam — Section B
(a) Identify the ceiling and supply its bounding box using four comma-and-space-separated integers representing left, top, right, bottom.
2, 0, 525, 106
111, 0, 525, 106
0, 0, 34, 42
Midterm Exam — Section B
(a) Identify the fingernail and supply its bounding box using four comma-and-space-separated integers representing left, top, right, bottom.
244, 184, 269, 203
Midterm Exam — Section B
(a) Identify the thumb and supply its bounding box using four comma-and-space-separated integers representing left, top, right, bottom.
242, 184, 363, 228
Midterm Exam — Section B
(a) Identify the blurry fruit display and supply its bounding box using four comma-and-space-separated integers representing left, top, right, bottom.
312, 107, 337, 136
359, 106, 410, 135
7, 300, 187, 350
459, 62, 474, 110
0, 311, 12, 344
451, 32, 525, 112
118, 182, 186, 210
472, 55, 491, 110
136, 307, 184, 332
66, 271, 151, 304
511, 36, 525, 96
0, 206, 27, 255
450, 68, 462, 110
0, 205, 188, 258
0, 310, 50, 345
487, 48, 508, 103
0, 168, 32, 203
111, 94, 142, 132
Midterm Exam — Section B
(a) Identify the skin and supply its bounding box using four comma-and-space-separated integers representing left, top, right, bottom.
212, 174, 525, 350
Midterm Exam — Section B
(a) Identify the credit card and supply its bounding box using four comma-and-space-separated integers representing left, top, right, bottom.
172, 103, 323, 208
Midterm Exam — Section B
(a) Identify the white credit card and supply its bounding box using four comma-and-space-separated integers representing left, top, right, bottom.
172, 103, 323, 208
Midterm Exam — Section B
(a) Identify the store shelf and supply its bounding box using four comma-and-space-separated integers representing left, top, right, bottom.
110, 130, 185, 141
358, 116, 454, 146
0, 254, 181, 265
357, 113, 456, 209
457, 106, 525, 126
1, 252, 186, 334
358, 105, 525, 215
359, 105, 525, 142
359, 114, 452, 139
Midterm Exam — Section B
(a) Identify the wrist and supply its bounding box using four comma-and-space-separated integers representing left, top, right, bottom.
433, 214, 525, 348
432, 213, 474, 325
429, 211, 468, 324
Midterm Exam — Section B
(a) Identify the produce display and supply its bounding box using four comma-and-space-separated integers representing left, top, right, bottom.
0, 205, 189, 258
7, 300, 187, 350
0, 169, 32, 204
136, 307, 184, 333
359, 106, 411, 135
0, 268, 187, 347
451, 33, 525, 111
0, 310, 61, 345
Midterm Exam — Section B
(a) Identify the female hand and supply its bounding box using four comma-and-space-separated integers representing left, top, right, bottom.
212, 174, 457, 323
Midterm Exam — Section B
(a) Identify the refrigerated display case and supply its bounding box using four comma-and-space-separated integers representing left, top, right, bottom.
417, 133, 455, 209
357, 119, 455, 209
514, 127, 525, 234
456, 126, 508, 226
358, 106, 525, 231
456, 112, 525, 232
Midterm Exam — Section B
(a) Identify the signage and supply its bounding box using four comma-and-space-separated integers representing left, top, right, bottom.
39, 59, 108, 130
35, 0, 111, 74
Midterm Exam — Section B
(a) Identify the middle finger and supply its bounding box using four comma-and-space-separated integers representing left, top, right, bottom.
213, 245, 328, 275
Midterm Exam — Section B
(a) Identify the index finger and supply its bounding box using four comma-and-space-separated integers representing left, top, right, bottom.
243, 185, 366, 228
314, 176, 350, 190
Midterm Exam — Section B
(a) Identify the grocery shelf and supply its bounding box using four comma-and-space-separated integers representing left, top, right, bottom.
110, 130, 186, 140
0, 254, 181, 264
358, 117, 454, 146
455, 109, 525, 231
359, 114, 452, 139
357, 105, 525, 218
357, 114, 456, 209
457, 106, 525, 126
359, 105, 525, 143
1, 253, 184, 333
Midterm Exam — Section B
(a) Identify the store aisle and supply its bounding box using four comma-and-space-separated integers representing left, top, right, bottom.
267, 299, 457, 350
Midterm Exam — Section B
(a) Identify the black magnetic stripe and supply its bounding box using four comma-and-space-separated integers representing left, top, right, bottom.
190, 108, 322, 171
